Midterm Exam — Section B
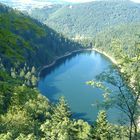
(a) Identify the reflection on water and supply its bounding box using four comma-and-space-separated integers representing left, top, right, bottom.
38, 50, 126, 123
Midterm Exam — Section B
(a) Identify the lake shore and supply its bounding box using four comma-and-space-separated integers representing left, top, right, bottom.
38, 47, 140, 129
39, 47, 117, 74
91, 48, 117, 65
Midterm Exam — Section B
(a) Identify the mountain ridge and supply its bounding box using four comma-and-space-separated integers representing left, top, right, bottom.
43, 0, 140, 37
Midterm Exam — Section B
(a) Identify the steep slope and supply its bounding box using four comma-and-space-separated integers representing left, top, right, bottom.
0, 4, 81, 69
0, 4, 119, 139
94, 23, 140, 59
0, 3, 139, 140
44, 0, 140, 37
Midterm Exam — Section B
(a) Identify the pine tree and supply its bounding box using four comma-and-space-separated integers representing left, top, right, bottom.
40, 97, 73, 140
20, 69, 25, 78
25, 71, 31, 80
15, 133, 36, 140
73, 119, 92, 140
52, 96, 71, 122
0, 132, 12, 140
31, 66, 36, 74
95, 111, 111, 140
31, 75, 37, 86
11, 68, 16, 78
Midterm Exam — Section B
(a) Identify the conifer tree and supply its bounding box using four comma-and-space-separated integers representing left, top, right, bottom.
19, 69, 25, 78
95, 111, 111, 140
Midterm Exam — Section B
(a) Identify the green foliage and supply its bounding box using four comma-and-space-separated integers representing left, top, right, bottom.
31, 1, 140, 38
24, 94, 51, 121
19, 69, 25, 78
40, 97, 93, 140
72, 119, 92, 140
0, 132, 12, 140
94, 111, 111, 140
0, 106, 34, 137
53, 97, 71, 119
1, 2, 140, 140
15, 133, 36, 140
0, 4, 82, 69
40, 97, 72, 139
91, 22, 140, 139
28, 4, 62, 22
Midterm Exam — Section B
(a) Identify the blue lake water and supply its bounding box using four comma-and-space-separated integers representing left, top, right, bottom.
38, 50, 125, 123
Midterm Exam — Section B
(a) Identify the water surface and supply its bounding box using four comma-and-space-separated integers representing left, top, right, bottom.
38, 51, 124, 123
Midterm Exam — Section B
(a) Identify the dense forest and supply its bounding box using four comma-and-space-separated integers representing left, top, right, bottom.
0, 0, 140, 140
0, 4, 126, 140
29, 0, 140, 38
0, 4, 82, 70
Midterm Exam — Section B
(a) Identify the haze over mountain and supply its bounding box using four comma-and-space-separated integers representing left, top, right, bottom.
30, 0, 140, 38
1, 0, 139, 11
0, 0, 68, 11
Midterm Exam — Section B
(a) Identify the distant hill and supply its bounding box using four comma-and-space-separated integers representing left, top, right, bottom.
0, 0, 68, 11
41, 0, 140, 38
27, 4, 62, 22
0, 4, 81, 69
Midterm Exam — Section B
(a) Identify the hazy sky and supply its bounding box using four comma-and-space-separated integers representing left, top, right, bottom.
0, 0, 140, 4
63, 0, 95, 2
64, 0, 140, 3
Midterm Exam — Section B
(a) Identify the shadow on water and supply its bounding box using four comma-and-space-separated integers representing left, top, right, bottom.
38, 50, 127, 124
38, 79, 62, 102
72, 112, 93, 124
39, 50, 93, 78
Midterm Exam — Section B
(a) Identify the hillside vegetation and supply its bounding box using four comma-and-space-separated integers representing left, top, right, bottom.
27, 4, 62, 22
0, 4, 82, 69
0, 1, 140, 140
94, 23, 140, 60
43, 0, 140, 37
0, 4, 127, 140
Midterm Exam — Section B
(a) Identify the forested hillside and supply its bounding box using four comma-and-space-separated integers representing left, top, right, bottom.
0, 4, 126, 140
42, 0, 140, 37
0, 4, 81, 70
94, 23, 140, 60
92, 22, 140, 140
0, 1, 140, 140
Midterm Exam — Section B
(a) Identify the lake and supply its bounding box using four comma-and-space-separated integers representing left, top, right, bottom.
38, 50, 125, 123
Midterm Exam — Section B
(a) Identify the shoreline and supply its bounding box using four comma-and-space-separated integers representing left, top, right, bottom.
38, 47, 140, 129
38, 48, 86, 74
39, 47, 117, 74
91, 48, 117, 65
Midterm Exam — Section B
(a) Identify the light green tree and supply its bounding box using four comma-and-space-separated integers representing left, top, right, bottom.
73, 119, 92, 140
95, 111, 111, 140
40, 97, 73, 140
19, 69, 25, 78
0, 132, 12, 140
31, 75, 37, 86
31, 66, 36, 74
15, 133, 36, 140
25, 71, 31, 80
11, 68, 16, 78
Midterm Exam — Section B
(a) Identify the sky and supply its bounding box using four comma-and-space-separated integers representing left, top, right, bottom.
0, 0, 140, 4
63, 0, 95, 3
25, 0, 140, 3
0, 0, 139, 12
64, 0, 140, 3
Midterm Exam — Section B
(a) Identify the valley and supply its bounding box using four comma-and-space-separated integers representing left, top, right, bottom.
0, 0, 140, 139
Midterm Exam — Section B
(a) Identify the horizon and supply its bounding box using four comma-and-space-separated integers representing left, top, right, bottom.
0, 0, 140, 4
